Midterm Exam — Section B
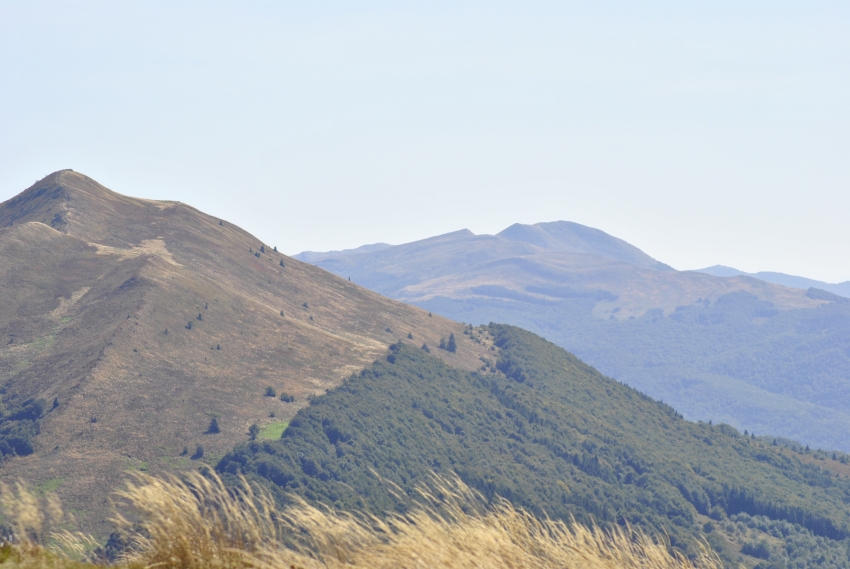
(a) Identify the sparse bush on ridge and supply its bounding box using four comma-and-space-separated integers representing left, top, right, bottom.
0, 471, 721, 569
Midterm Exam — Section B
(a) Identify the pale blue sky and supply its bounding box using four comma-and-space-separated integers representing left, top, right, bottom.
1, 1, 848, 281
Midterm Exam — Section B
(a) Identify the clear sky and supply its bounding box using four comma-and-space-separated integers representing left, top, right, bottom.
1, 1, 848, 282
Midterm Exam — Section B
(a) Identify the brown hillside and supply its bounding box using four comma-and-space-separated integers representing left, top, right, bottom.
0, 170, 487, 533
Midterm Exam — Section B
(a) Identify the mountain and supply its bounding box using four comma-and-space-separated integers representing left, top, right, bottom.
296, 242, 393, 264
222, 324, 850, 568
294, 225, 850, 452
0, 171, 491, 532
697, 265, 850, 299
293, 223, 816, 316
497, 221, 674, 271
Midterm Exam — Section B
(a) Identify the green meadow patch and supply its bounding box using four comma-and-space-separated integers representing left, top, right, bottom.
259, 421, 289, 440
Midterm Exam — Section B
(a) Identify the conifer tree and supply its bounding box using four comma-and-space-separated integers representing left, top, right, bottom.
206, 418, 220, 434
447, 333, 457, 353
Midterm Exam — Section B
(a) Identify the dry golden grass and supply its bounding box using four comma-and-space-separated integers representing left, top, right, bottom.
0, 471, 721, 569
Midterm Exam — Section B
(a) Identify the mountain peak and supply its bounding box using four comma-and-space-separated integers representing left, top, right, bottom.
497, 221, 673, 271
1, 170, 134, 234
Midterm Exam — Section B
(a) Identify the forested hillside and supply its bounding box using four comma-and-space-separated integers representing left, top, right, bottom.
220, 325, 850, 568
423, 290, 850, 452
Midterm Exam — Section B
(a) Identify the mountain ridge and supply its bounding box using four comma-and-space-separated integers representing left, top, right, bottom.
296, 224, 821, 318
0, 171, 492, 533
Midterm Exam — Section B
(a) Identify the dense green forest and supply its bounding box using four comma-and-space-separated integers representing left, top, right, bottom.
420, 291, 850, 452
219, 325, 850, 568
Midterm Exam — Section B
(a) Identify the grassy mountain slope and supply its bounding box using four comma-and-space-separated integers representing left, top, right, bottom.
293, 228, 850, 451
0, 170, 489, 532
221, 325, 850, 568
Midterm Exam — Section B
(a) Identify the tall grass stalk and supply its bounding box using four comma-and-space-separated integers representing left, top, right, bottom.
1, 471, 721, 569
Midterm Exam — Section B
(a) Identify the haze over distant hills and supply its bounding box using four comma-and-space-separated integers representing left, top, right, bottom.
296, 222, 850, 452
697, 265, 850, 299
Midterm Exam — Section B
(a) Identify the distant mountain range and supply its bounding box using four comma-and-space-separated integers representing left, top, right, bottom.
696, 265, 850, 299
296, 222, 850, 452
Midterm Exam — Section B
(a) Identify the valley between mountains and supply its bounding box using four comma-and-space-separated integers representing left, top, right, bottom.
3, 171, 850, 568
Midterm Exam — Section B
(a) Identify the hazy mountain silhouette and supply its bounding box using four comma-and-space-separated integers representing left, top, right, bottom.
297, 225, 850, 452
698, 265, 850, 298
